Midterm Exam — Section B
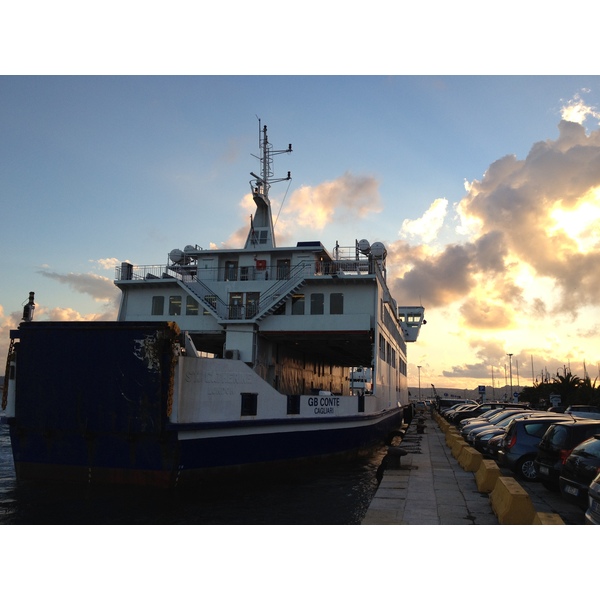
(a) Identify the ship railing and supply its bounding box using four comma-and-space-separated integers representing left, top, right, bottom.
116, 259, 374, 283
115, 263, 188, 281
192, 261, 371, 282
187, 278, 230, 320
252, 261, 313, 319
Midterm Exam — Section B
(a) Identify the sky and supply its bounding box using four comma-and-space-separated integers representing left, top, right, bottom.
1, 2, 597, 576
2, 4, 600, 401
4, 74, 600, 396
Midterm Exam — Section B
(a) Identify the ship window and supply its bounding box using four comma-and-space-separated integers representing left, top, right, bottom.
330, 293, 344, 314
258, 230, 268, 244
186, 295, 199, 315
241, 393, 258, 416
310, 293, 324, 314
291, 293, 305, 315
287, 395, 301, 415
151, 296, 164, 315
246, 292, 259, 318
277, 259, 291, 280
203, 295, 217, 315
379, 334, 385, 355
229, 292, 243, 319
225, 261, 238, 281
169, 295, 182, 315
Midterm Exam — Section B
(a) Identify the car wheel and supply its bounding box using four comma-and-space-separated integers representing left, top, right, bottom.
515, 456, 538, 481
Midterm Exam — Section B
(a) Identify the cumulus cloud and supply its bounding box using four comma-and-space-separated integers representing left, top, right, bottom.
399, 198, 448, 243
90, 257, 123, 271
215, 173, 383, 249
391, 108, 600, 335
282, 172, 382, 230
38, 271, 119, 304
460, 119, 600, 312
560, 90, 600, 125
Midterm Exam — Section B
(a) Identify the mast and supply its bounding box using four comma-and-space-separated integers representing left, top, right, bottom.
245, 120, 292, 250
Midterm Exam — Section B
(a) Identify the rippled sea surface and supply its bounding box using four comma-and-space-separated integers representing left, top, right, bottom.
0, 423, 387, 525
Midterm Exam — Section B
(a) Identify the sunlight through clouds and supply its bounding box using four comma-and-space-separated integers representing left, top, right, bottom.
548, 187, 600, 253
283, 172, 382, 230
388, 91, 600, 387
560, 90, 600, 125
399, 197, 448, 243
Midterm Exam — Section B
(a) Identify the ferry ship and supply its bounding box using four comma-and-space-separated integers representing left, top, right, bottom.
2, 123, 425, 487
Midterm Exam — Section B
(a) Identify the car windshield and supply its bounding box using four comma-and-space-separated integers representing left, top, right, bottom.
572, 437, 600, 459
544, 424, 569, 448
488, 410, 525, 425
567, 405, 600, 413
478, 408, 504, 419
493, 412, 530, 427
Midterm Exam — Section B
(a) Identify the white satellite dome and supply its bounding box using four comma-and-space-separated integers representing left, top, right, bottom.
169, 249, 184, 264
358, 239, 371, 255
370, 242, 387, 259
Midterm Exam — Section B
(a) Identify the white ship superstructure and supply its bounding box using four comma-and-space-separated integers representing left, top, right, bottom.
3, 122, 425, 488
115, 122, 424, 416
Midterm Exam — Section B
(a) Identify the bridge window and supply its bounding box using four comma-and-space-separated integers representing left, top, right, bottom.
292, 294, 305, 315
330, 293, 344, 314
310, 293, 324, 315
203, 295, 217, 315
225, 261, 238, 281
186, 295, 199, 315
169, 295, 182, 316
151, 296, 164, 315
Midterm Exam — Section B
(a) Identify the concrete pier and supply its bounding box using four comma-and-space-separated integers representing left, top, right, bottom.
362, 413, 499, 525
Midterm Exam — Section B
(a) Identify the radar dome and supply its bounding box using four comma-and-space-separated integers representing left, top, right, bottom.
370, 242, 387, 259
358, 239, 371, 255
169, 249, 184, 264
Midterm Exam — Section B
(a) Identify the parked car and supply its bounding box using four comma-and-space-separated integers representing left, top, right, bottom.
462, 409, 534, 442
457, 407, 519, 432
535, 420, 600, 489
559, 434, 600, 508
469, 412, 551, 456
436, 398, 478, 413
450, 402, 530, 426
585, 472, 600, 525
443, 403, 481, 421
486, 433, 505, 459
496, 415, 576, 481
472, 427, 508, 455
565, 405, 600, 420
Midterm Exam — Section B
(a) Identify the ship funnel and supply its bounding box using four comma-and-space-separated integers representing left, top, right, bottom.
22, 291, 35, 322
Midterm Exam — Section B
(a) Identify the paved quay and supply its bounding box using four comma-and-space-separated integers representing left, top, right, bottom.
362, 413, 499, 525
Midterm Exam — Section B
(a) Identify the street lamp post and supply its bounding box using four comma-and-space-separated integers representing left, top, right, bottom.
507, 353, 513, 402
417, 365, 422, 402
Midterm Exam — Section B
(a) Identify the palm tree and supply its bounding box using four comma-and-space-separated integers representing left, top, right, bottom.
576, 375, 600, 406
551, 372, 582, 406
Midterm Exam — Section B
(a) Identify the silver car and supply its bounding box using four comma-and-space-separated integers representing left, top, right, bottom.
585, 472, 600, 525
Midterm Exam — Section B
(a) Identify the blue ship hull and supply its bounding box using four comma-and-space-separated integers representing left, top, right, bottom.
5, 321, 404, 488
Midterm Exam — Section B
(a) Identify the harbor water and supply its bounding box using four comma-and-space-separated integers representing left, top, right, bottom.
0, 423, 388, 525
